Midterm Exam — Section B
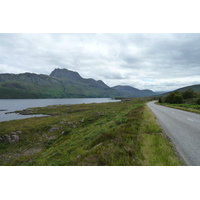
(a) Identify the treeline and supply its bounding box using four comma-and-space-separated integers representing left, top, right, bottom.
159, 89, 200, 105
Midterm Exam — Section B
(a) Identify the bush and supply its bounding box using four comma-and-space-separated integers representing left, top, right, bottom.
173, 94, 183, 104
164, 91, 183, 104
182, 89, 194, 99
158, 97, 163, 103
196, 99, 200, 105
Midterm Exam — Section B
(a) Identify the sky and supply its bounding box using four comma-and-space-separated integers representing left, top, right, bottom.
0, 33, 200, 92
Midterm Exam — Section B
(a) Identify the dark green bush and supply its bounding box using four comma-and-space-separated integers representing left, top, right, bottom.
164, 91, 183, 104
182, 89, 195, 99
158, 97, 163, 103
196, 99, 200, 105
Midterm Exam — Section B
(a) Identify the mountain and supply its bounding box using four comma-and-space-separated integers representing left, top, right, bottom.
161, 84, 200, 96
49, 68, 120, 98
0, 68, 162, 99
112, 85, 159, 97
0, 68, 120, 99
175, 84, 200, 92
0, 72, 65, 99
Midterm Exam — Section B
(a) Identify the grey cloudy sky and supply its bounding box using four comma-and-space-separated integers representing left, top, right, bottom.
0, 33, 200, 92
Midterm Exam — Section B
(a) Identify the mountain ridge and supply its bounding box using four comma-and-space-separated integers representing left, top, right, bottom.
112, 85, 160, 97
0, 68, 159, 99
0, 68, 121, 99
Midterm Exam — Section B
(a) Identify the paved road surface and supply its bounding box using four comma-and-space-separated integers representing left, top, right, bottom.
147, 101, 200, 166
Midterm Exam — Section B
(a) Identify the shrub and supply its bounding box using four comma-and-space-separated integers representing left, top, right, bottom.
158, 97, 163, 103
196, 99, 200, 105
182, 89, 194, 99
164, 91, 183, 104
173, 94, 183, 104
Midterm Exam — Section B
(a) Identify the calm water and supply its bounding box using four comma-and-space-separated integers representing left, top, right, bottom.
0, 98, 119, 122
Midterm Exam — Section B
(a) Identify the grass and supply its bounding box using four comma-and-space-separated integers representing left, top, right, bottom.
138, 105, 183, 166
157, 103, 200, 114
0, 99, 183, 166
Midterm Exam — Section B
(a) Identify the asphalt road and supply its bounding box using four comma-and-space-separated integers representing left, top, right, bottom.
147, 101, 200, 166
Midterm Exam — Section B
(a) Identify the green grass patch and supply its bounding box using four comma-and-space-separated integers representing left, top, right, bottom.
137, 105, 183, 166
158, 103, 200, 114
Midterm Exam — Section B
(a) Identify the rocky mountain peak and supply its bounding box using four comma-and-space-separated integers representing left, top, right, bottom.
50, 68, 82, 80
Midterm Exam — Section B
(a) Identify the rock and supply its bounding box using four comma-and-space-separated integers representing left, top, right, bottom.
12, 135, 19, 142
47, 136, 56, 140
73, 125, 77, 128
2, 134, 20, 144
81, 118, 84, 123
3, 134, 12, 143
61, 131, 66, 135
5, 111, 15, 114
43, 133, 47, 137
11, 131, 23, 135
49, 127, 60, 132
16, 131, 23, 134
61, 129, 71, 135
0, 137, 3, 142
67, 122, 73, 125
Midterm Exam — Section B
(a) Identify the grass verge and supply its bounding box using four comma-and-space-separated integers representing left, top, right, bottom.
137, 105, 183, 166
156, 103, 200, 114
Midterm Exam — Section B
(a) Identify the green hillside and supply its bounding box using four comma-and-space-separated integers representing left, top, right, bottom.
112, 85, 159, 97
0, 69, 120, 99
175, 84, 200, 92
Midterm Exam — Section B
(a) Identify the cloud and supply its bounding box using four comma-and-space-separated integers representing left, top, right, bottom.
0, 33, 200, 91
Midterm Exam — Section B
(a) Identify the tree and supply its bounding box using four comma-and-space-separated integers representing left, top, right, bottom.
182, 89, 194, 99
173, 94, 183, 104
164, 91, 183, 104
158, 97, 163, 103
165, 92, 175, 104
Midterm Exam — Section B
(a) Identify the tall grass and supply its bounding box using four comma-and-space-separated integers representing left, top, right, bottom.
138, 105, 183, 166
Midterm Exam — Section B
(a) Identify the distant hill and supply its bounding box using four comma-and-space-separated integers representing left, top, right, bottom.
0, 68, 120, 99
112, 85, 160, 97
161, 84, 200, 96
175, 84, 200, 92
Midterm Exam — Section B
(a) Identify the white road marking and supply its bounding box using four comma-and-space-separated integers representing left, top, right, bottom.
187, 118, 194, 122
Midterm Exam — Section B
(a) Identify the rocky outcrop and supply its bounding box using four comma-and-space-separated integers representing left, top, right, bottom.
0, 132, 21, 144
50, 68, 82, 80
0, 131, 23, 144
